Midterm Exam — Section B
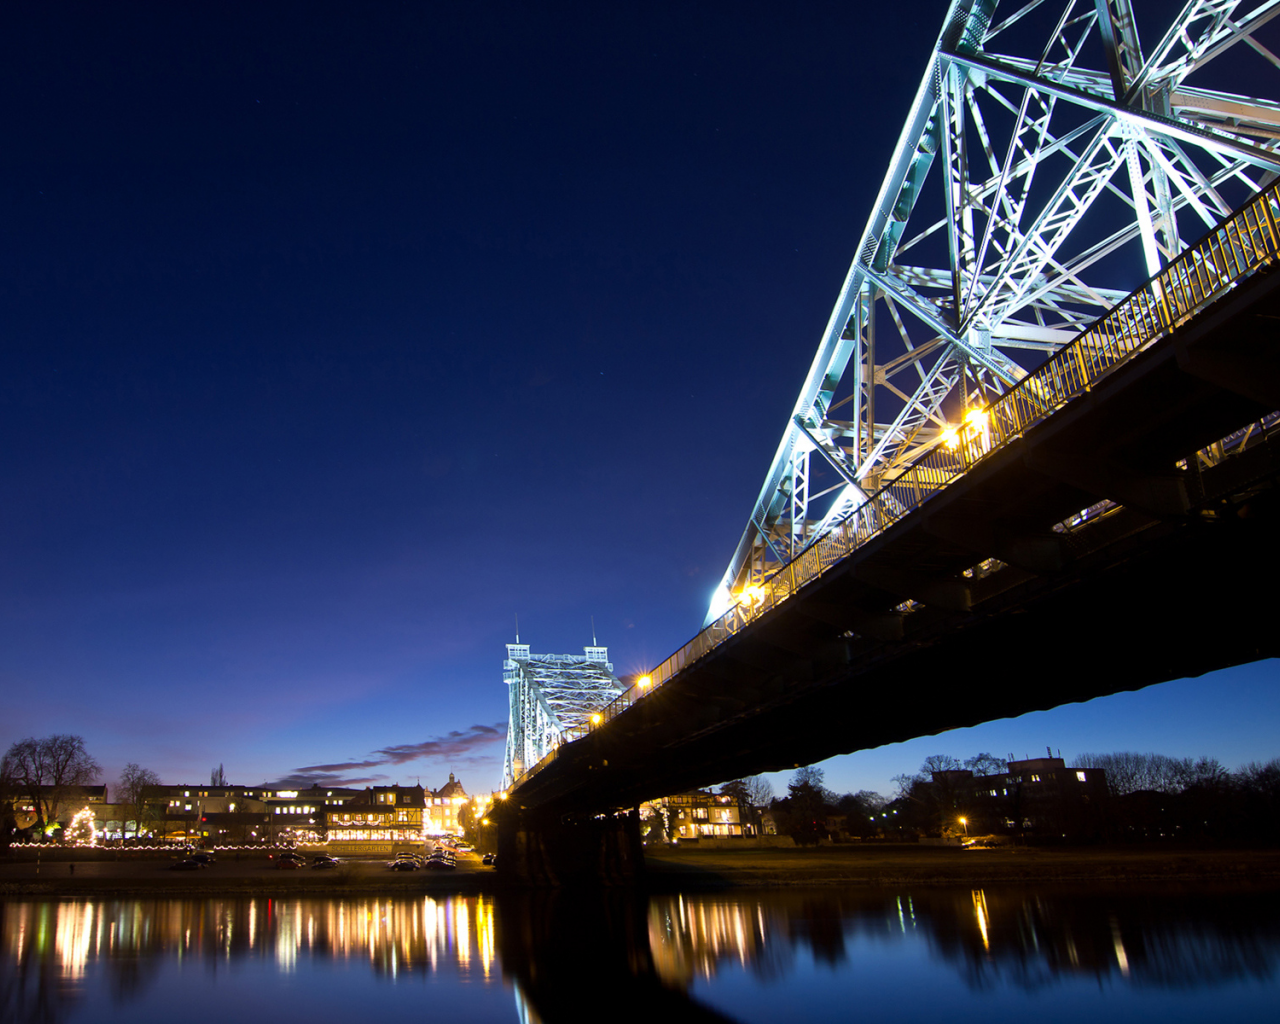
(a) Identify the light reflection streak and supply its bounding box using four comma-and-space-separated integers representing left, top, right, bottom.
1, 896, 498, 980
1110, 914, 1130, 977
972, 890, 990, 953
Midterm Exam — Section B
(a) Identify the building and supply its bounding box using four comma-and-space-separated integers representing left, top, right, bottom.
326, 785, 427, 855
139, 784, 365, 844
642, 790, 751, 843
930, 756, 1108, 839
426, 773, 474, 835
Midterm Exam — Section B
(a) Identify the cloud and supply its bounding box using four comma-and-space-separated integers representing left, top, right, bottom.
273, 722, 506, 788
374, 724, 505, 764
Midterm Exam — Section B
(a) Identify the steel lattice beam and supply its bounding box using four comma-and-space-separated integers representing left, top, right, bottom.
502, 644, 625, 791
707, 0, 1280, 624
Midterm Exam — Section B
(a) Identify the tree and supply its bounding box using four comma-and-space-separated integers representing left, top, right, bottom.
744, 776, 775, 808
780, 767, 832, 845
3, 735, 101, 836
458, 802, 478, 845
118, 763, 161, 838
0, 752, 18, 849
718, 776, 773, 836
718, 777, 777, 807
211, 764, 228, 787
792, 765, 825, 789
835, 790, 888, 837
964, 753, 1008, 776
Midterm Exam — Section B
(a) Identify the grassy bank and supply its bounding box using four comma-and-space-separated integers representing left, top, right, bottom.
642, 843, 1280, 888
2, 845, 1278, 898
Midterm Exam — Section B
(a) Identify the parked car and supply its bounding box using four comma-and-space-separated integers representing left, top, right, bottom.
189, 852, 216, 866
389, 859, 419, 871
168, 858, 206, 871
482, 853, 496, 866
311, 855, 340, 869
425, 856, 456, 870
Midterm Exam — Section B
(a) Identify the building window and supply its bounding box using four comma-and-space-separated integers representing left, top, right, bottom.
1076, 771, 1087, 782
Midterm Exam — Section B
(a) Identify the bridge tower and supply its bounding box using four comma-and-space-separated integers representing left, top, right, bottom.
708, 0, 1280, 624
502, 642, 626, 791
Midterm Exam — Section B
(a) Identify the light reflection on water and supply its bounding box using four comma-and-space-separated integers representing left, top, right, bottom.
4, 895, 500, 981
2, 886, 1278, 1022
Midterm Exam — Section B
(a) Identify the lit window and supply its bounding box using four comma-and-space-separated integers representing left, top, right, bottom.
1076, 771, 1087, 782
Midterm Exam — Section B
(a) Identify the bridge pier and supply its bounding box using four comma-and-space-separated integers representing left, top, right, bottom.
495, 806, 644, 886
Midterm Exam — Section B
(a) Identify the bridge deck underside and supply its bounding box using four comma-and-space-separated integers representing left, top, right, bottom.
510, 265, 1280, 820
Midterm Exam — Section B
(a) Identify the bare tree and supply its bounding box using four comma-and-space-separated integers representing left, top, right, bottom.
744, 775, 774, 808
1076, 751, 1204, 796
964, 753, 1008, 776
118, 763, 161, 838
791, 765, 825, 789
718, 775, 775, 808
211, 764, 228, 787
3, 735, 101, 835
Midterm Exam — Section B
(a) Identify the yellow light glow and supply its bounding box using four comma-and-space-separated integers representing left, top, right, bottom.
637, 675, 652, 688
941, 427, 959, 450
964, 407, 988, 429
590, 714, 602, 725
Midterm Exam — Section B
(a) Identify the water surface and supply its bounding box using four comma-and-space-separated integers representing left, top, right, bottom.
3, 885, 1277, 1022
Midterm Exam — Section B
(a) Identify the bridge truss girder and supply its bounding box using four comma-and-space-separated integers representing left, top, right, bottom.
708, 0, 1280, 624
502, 644, 626, 792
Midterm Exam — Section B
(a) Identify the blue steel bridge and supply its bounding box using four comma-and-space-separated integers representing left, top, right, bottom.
498, 0, 1280, 879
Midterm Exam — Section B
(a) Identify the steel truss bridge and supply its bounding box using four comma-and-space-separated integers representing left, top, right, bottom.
502, 0, 1280, 829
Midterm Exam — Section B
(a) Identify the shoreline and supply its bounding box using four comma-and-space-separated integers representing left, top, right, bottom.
2, 845, 1279, 898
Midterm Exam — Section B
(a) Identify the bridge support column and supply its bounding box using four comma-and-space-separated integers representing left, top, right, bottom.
496, 807, 644, 886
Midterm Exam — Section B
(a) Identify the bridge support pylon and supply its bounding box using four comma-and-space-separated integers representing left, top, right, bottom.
495, 805, 644, 886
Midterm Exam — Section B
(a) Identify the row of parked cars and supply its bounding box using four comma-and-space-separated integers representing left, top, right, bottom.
388, 847, 457, 870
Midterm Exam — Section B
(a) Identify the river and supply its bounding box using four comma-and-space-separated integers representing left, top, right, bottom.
3, 884, 1277, 1022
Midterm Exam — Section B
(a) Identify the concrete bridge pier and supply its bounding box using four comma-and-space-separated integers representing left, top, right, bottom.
495, 805, 644, 886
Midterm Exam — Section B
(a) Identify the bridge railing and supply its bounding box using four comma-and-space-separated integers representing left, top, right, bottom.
513, 180, 1280, 789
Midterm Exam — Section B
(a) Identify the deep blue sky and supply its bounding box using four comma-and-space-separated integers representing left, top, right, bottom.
2, 1, 1276, 801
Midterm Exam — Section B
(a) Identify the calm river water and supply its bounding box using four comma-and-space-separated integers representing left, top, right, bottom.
3, 885, 1277, 1023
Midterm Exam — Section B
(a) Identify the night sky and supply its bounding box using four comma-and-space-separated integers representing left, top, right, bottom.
2, 1, 1277, 801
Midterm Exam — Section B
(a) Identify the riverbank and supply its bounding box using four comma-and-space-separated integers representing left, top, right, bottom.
643, 843, 1280, 889
2, 844, 1279, 898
